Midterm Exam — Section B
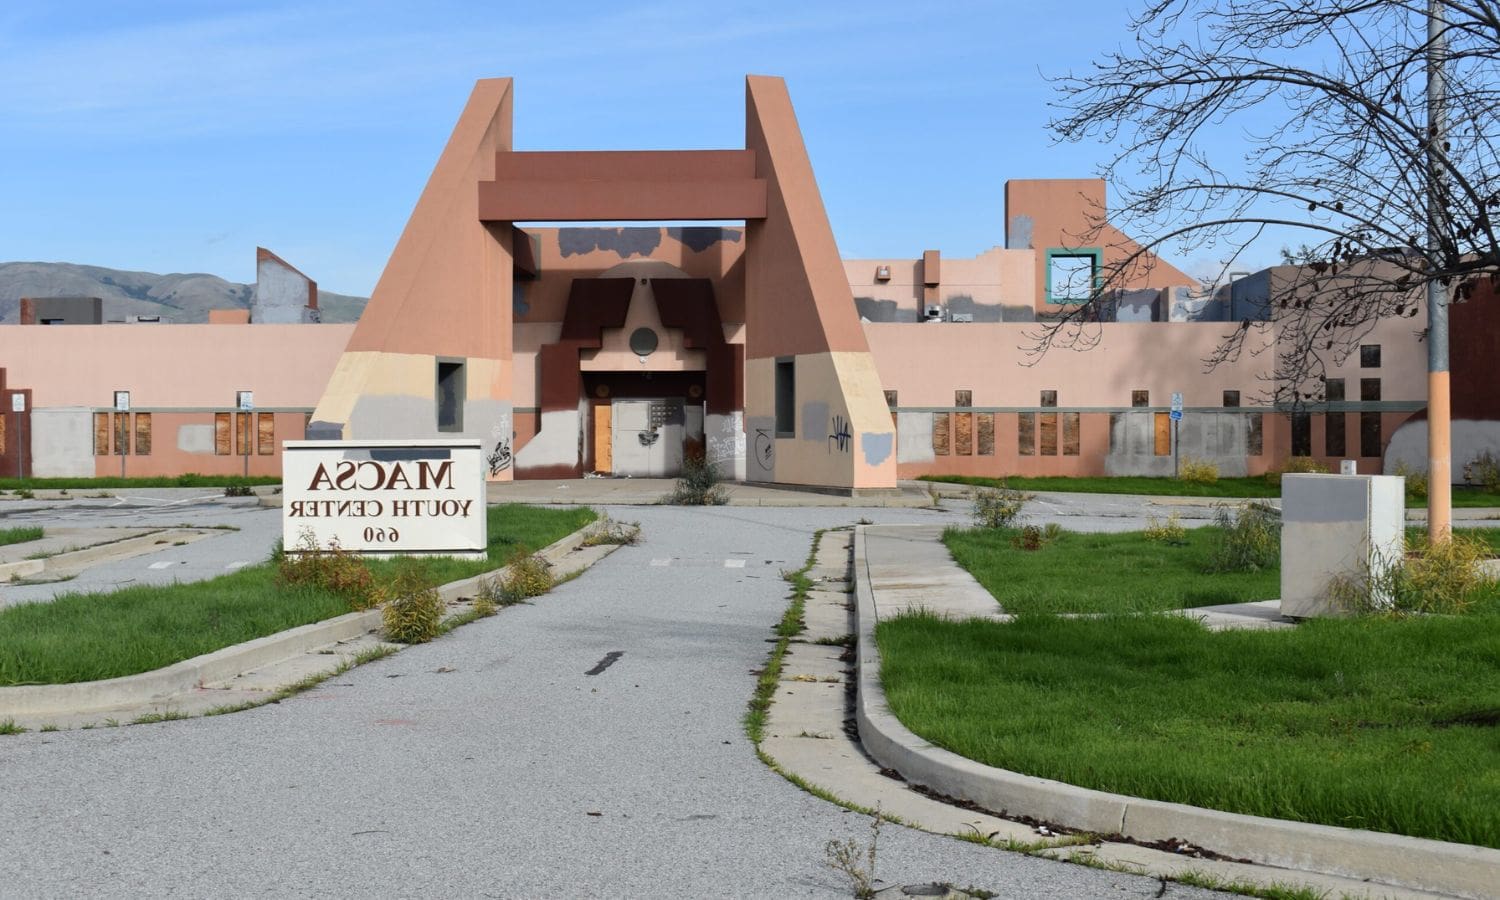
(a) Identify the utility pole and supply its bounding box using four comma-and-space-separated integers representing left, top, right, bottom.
1427, 0, 1452, 541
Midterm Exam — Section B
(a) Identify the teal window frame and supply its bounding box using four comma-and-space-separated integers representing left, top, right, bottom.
1044, 248, 1103, 304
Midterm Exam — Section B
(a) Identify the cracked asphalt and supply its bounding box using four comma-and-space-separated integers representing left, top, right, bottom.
0, 503, 1231, 898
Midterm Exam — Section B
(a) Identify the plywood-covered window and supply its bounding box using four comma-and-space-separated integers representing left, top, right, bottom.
94, 412, 110, 456
1018, 413, 1035, 456
1062, 412, 1080, 456
257, 412, 275, 455
134, 413, 152, 456
955, 390, 972, 408
932, 412, 951, 456
1223, 390, 1240, 408
1132, 390, 1149, 408
235, 412, 252, 455
1154, 412, 1171, 455
1248, 414, 1264, 456
955, 412, 973, 455
113, 413, 130, 456
215, 412, 232, 455
977, 413, 995, 456
1039, 412, 1058, 455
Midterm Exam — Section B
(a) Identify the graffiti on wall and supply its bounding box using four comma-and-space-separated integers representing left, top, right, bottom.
706, 416, 745, 463
753, 428, 775, 469
488, 413, 514, 476
828, 415, 852, 453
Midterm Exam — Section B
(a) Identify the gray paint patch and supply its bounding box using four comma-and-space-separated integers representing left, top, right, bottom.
30, 408, 94, 477
897, 411, 935, 463
176, 423, 216, 454
667, 227, 742, 253
1007, 214, 1034, 250
746, 416, 776, 480
1104, 411, 1251, 477
801, 402, 829, 443
305, 420, 345, 440
861, 431, 894, 467
1001, 305, 1036, 323
943, 294, 1002, 323
558, 227, 663, 259
348, 396, 513, 446
854, 297, 911, 323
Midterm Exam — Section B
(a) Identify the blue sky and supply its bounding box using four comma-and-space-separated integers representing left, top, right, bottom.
0, 1, 1277, 295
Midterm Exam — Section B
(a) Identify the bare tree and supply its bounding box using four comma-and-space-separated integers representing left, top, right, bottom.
1044, 0, 1500, 406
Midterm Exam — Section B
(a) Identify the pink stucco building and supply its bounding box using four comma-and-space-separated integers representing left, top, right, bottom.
0, 77, 1476, 489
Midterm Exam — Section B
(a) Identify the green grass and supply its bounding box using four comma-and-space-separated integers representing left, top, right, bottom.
0, 526, 44, 547
943, 526, 1279, 615
877, 610, 1500, 849
0, 504, 594, 686
0, 474, 280, 490
921, 474, 1500, 508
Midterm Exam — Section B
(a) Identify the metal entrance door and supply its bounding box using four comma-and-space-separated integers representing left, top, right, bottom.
611, 399, 685, 477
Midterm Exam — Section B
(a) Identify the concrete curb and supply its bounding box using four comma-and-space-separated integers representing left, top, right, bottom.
0, 518, 618, 720
852, 525, 1500, 900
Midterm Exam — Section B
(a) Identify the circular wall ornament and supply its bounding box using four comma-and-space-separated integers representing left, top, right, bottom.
595, 384, 611, 398
688, 384, 704, 399
629, 327, 659, 356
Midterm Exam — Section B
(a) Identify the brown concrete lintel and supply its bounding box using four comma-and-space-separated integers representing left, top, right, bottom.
479, 178, 766, 222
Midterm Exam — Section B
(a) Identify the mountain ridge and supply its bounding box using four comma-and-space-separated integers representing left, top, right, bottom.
0, 261, 368, 323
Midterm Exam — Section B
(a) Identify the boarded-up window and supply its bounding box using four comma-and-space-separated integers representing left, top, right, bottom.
932, 413, 950, 456
1018, 413, 1035, 455
1291, 412, 1312, 457
977, 413, 995, 456
1039, 412, 1058, 455
94, 412, 110, 456
1360, 378, 1381, 458
1360, 344, 1382, 368
1154, 412, 1171, 456
1326, 412, 1346, 457
1223, 391, 1240, 408
1248, 414, 1264, 456
955, 412, 973, 455
955, 390, 972, 408
257, 412, 275, 455
884, 390, 898, 408
1062, 412, 1080, 456
1040, 390, 1057, 408
215, 412, 232, 455
1132, 390, 1149, 408
113, 413, 130, 456
236, 412, 252, 455
134, 413, 152, 456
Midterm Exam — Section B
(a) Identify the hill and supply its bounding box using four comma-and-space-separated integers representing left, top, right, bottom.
0, 261, 368, 323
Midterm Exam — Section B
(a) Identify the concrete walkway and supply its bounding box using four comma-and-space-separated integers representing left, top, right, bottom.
0, 505, 1232, 899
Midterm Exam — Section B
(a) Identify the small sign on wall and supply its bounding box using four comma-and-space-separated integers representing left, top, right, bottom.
10, 394, 24, 413
237, 390, 254, 411
114, 390, 130, 412
282, 439, 486, 559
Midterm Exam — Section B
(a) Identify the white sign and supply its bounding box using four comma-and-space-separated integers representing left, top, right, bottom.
282, 439, 485, 559
10, 394, 23, 413
237, 390, 254, 411
1170, 392, 1184, 412
114, 390, 130, 412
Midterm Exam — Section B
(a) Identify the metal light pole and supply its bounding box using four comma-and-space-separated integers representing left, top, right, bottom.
1427, 0, 1453, 541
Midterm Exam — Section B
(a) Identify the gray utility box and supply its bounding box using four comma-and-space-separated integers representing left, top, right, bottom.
1280, 474, 1405, 618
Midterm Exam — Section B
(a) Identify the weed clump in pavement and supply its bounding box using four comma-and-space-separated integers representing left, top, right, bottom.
1330, 530, 1496, 616
382, 559, 444, 644
824, 808, 883, 899
665, 455, 728, 506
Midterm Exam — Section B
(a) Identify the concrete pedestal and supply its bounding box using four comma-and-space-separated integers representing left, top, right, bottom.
1280, 474, 1404, 618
